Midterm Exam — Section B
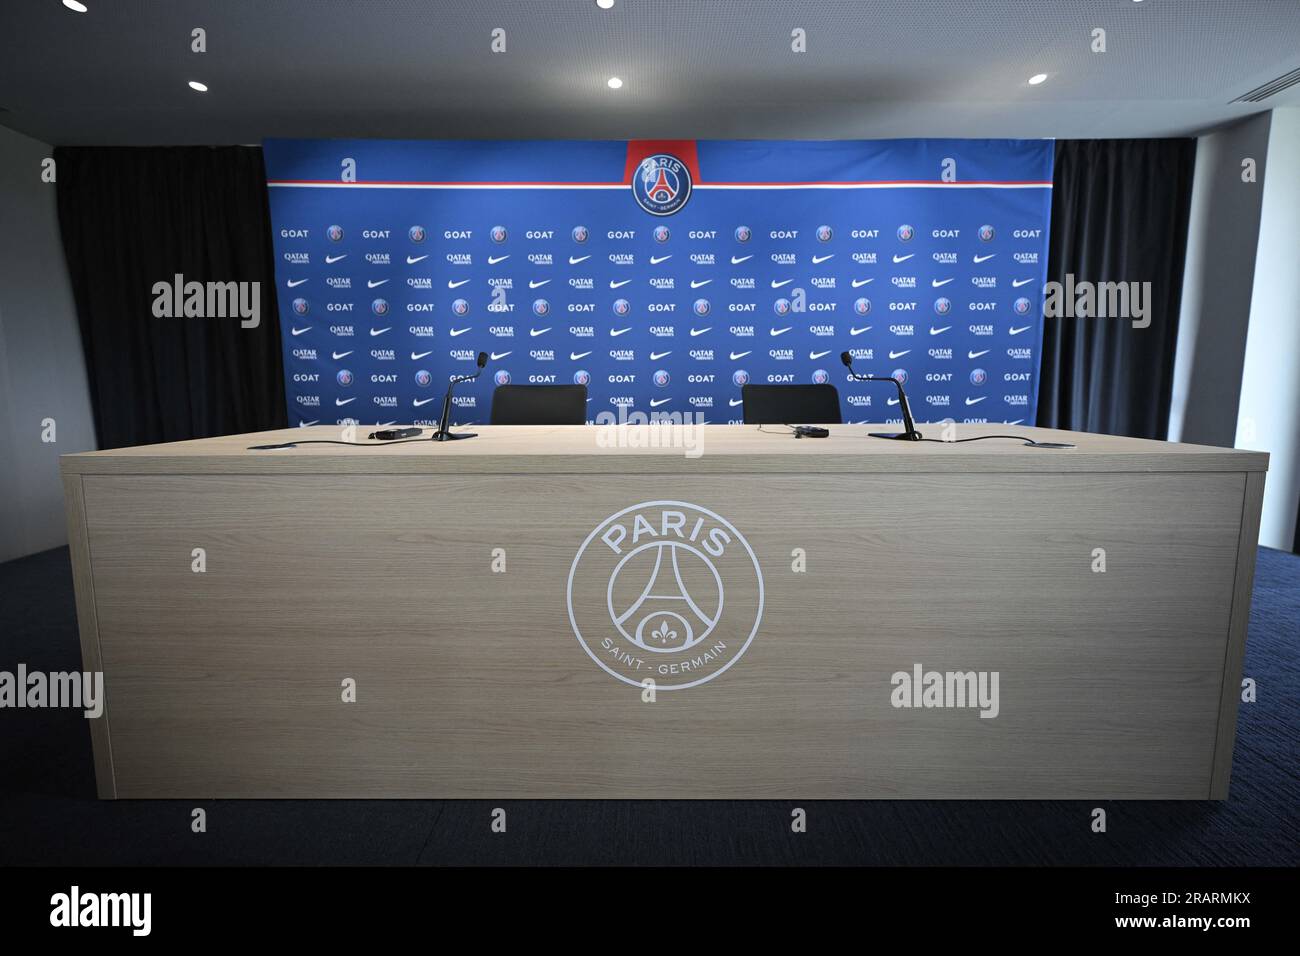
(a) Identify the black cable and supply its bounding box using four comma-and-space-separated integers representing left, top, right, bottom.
915, 434, 1071, 447
247, 438, 432, 450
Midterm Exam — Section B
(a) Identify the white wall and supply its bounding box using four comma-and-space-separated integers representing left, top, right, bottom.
0, 125, 96, 562
1169, 113, 1270, 447
1236, 108, 1300, 551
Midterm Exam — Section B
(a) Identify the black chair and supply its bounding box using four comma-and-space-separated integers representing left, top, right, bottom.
741, 384, 842, 425
489, 384, 588, 425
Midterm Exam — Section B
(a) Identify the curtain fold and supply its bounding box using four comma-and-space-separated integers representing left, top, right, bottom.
54, 146, 285, 449
1036, 139, 1196, 438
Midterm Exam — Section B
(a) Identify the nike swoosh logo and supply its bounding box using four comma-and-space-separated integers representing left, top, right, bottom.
973, 254, 996, 263
413, 398, 437, 407
610, 327, 632, 337
851, 278, 874, 287
609, 279, 631, 289
332, 351, 353, 360
932, 278, 955, 287
569, 255, 591, 265
368, 279, 388, 288
530, 327, 551, 337
809, 350, 831, 360
490, 351, 511, 360
650, 255, 671, 265
411, 351, 433, 360
450, 327, 471, 336
1012, 278, 1034, 287
770, 327, 792, 336
929, 326, 952, 335
887, 397, 900, 406
650, 398, 671, 407
407, 255, 429, 264
771, 279, 794, 288
298, 421, 319, 427
286, 278, 308, 288
530, 279, 551, 289
690, 327, 711, 336
448, 279, 471, 288
691, 279, 712, 288
325, 254, 346, 264
893, 254, 914, 263
369, 328, 390, 336
488, 255, 509, 265
730, 351, 751, 360
968, 349, 990, 359
335, 398, 356, 406
850, 326, 872, 335
570, 351, 592, 360
965, 396, 987, 405
291, 326, 311, 336
889, 349, 911, 359
729, 399, 744, 407
650, 351, 672, 360
731, 255, 753, 264
1009, 325, 1032, 335
811, 254, 834, 264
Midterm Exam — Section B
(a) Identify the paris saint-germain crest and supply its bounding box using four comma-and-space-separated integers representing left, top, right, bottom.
567, 501, 764, 690
632, 154, 692, 216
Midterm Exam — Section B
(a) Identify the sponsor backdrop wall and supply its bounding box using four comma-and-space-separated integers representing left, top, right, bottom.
264, 139, 1053, 428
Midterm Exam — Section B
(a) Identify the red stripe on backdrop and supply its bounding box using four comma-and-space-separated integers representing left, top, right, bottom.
623, 140, 701, 184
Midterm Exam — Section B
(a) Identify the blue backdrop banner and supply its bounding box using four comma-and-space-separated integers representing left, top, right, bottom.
263, 138, 1053, 428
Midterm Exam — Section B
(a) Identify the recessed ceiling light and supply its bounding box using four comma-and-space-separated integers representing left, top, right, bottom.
188, 80, 208, 93
62, 0, 88, 12
607, 76, 623, 89
1028, 73, 1049, 86
596, 0, 615, 9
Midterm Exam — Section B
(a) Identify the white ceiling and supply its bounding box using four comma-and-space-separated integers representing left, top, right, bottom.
1, 0, 1298, 145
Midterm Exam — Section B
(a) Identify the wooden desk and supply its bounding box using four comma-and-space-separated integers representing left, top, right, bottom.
61, 424, 1267, 799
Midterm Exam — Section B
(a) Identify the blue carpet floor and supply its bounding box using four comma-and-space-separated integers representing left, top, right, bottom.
0, 545, 1295, 866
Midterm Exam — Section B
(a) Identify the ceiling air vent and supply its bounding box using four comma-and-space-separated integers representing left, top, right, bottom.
1233, 66, 1300, 103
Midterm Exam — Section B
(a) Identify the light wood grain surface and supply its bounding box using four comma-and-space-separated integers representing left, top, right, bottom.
60, 424, 1269, 477
68, 456, 1258, 799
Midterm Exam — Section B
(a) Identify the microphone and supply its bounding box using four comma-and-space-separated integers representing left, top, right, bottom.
840, 351, 923, 441
432, 351, 488, 442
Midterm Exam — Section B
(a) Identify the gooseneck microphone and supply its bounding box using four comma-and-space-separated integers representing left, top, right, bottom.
433, 351, 488, 442
840, 351, 923, 441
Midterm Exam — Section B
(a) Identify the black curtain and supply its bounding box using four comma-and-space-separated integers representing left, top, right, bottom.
54, 146, 285, 449
1036, 139, 1196, 439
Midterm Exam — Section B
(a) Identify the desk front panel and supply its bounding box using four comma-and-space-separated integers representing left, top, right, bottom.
77, 470, 1244, 798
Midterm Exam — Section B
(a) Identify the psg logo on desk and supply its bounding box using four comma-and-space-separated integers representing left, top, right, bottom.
632, 154, 692, 217
567, 501, 765, 690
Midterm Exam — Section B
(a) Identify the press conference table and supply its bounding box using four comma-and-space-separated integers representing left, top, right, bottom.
61, 424, 1267, 799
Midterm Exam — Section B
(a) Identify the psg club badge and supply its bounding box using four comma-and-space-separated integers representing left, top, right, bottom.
567, 501, 765, 690
632, 154, 692, 217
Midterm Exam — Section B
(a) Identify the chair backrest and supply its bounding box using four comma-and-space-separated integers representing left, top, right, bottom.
489, 384, 588, 425
741, 384, 843, 424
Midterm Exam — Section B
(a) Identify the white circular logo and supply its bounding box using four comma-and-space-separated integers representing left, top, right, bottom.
567, 501, 764, 690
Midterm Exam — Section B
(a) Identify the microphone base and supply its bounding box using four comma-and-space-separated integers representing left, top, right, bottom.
868, 431, 924, 441
431, 431, 478, 442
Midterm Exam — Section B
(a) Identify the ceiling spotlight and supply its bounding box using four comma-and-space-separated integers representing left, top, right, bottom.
62, 0, 88, 11
188, 80, 208, 93
596, 0, 615, 9
1028, 73, 1048, 86
607, 76, 623, 89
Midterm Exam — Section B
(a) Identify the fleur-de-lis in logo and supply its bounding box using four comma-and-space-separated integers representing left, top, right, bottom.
651, 620, 677, 646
